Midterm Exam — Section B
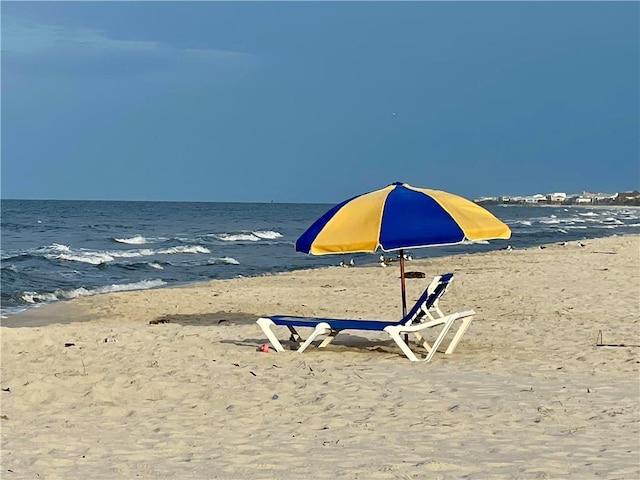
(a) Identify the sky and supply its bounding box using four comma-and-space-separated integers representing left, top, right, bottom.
1, 1, 639, 203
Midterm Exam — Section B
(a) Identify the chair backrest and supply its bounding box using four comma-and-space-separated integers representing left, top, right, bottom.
403, 273, 454, 324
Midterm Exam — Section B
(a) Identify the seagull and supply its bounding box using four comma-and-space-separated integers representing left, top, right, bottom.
578, 242, 586, 248
539, 245, 546, 250
340, 258, 356, 268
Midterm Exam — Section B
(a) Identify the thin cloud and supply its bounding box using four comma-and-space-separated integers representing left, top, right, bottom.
2, 16, 252, 77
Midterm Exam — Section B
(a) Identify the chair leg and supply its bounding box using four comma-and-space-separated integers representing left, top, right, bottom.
318, 330, 340, 348
385, 329, 420, 362
297, 322, 331, 353
385, 312, 471, 362
287, 326, 304, 345
413, 331, 435, 353
421, 317, 456, 362
443, 317, 474, 354
256, 318, 286, 352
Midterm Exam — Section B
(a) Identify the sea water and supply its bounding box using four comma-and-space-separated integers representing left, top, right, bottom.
2, 199, 639, 318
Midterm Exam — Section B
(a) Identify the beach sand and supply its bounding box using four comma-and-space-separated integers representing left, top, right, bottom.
1, 234, 639, 479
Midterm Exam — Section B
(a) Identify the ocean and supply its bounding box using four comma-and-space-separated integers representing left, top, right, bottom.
2, 199, 639, 318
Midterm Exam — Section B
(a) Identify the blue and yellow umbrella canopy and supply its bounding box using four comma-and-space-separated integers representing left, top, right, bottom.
296, 182, 511, 255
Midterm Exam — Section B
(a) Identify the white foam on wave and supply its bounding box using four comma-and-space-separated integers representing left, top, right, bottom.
218, 233, 261, 242
214, 230, 283, 242
43, 244, 210, 265
148, 262, 164, 269
156, 245, 210, 255
106, 245, 209, 258
43, 243, 71, 253
460, 239, 490, 245
109, 249, 156, 258
96, 279, 166, 294
252, 230, 283, 240
21, 279, 167, 304
207, 256, 240, 265
113, 235, 148, 245
21, 292, 58, 303
56, 252, 115, 265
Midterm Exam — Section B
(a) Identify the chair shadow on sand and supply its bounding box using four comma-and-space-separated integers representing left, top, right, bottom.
222, 334, 403, 356
151, 311, 410, 355
150, 310, 257, 327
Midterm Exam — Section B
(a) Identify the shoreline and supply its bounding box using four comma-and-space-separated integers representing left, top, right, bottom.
3, 225, 639, 322
4, 233, 639, 329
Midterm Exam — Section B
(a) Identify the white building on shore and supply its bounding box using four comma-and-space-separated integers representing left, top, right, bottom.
547, 192, 567, 203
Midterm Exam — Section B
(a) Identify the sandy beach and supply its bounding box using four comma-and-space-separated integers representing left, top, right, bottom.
1, 234, 638, 479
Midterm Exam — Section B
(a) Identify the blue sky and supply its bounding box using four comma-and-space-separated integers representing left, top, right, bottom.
2, 1, 638, 203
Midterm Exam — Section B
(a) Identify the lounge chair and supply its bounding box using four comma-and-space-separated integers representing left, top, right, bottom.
256, 273, 475, 362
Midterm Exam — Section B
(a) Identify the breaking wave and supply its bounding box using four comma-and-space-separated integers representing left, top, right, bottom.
207, 256, 240, 265
37, 243, 211, 265
112, 235, 148, 245
214, 230, 283, 242
20, 279, 167, 304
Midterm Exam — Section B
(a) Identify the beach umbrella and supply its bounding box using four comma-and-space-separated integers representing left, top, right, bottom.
296, 182, 511, 318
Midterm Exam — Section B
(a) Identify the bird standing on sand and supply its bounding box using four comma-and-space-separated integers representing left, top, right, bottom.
340, 258, 356, 267
379, 255, 394, 266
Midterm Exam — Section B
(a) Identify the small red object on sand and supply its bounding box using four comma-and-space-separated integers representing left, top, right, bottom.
259, 343, 270, 353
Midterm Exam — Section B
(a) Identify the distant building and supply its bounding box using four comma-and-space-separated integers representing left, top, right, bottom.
594, 193, 617, 201
475, 189, 635, 206
474, 196, 498, 203
617, 190, 640, 205
547, 192, 567, 203
576, 191, 618, 203
523, 194, 545, 203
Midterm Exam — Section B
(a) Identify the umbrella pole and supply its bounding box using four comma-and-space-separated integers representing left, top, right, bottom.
399, 249, 407, 316
399, 249, 408, 344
